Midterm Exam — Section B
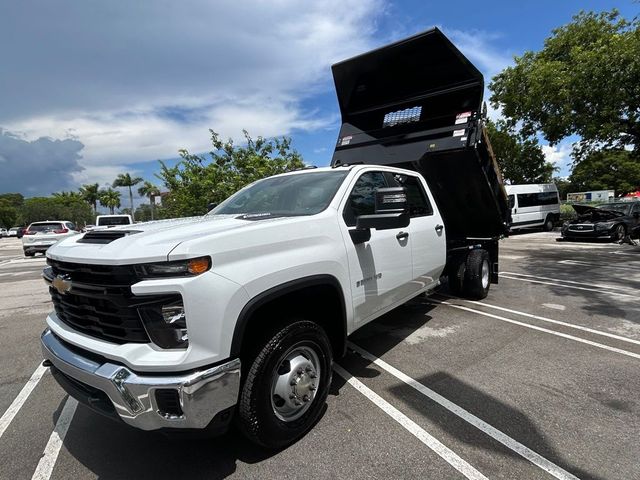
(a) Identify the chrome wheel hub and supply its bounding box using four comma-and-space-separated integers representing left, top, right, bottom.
271, 345, 320, 422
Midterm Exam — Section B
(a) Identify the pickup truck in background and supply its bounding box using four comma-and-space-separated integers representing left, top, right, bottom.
90, 214, 134, 230
39, 29, 509, 448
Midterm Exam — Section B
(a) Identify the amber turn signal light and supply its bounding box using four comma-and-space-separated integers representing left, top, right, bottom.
187, 257, 211, 275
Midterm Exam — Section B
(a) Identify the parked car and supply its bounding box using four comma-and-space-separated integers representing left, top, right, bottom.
506, 184, 560, 232
561, 202, 640, 241
0, 228, 7, 238
8, 227, 21, 237
16, 227, 28, 239
21, 221, 81, 256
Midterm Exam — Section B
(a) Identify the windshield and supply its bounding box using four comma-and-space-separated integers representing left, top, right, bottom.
597, 203, 630, 215
97, 216, 131, 226
210, 170, 349, 217
28, 222, 63, 232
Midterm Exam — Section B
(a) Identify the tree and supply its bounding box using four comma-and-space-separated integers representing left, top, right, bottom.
552, 177, 573, 201
99, 188, 122, 214
568, 149, 640, 195
0, 193, 24, 209
489, 10, 640, 162
157, 130, 305, 218
79, 183, 100, 213
137, 181, 160, 220
20, 197, 93, 226
52, 191, 83, 201
113, 173, 143, 220
0, 200, 18, 228
134, 203, 157, 222
486, 120, 556, 184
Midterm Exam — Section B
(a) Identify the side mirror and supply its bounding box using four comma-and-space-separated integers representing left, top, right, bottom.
207, 202, 218, 212
356, 187, 410, 231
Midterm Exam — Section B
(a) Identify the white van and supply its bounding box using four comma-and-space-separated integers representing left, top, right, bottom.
505, 184, 560, 231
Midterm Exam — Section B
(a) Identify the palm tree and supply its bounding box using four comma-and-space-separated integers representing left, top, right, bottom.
137, 181, 160, 220
79, 183, 100, 213
99, 188, 121, 214
113, 173, 143, 220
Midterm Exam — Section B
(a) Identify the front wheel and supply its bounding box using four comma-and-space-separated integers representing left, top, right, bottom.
543, 215, 554, 232
237, 320, 333, 449
611, 224, 626, 242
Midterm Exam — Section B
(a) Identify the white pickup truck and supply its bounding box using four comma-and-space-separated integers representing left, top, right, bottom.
39, 29, 510, 448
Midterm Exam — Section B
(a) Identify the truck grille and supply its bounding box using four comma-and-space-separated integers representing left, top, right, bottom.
45, 260, 178, 344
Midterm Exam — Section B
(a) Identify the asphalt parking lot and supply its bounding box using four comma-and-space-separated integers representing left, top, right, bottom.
0, 233, 638, 480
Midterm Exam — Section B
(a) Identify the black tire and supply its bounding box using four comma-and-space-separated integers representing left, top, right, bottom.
447, 257, 466, 296
24, 250, 35, 257
611, 224, 626, 242
543, 215, 554, 232
237, 320, 332, 449
462, 249, 491, 300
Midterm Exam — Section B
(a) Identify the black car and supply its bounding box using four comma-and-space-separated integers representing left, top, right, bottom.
561, 202, 640, 241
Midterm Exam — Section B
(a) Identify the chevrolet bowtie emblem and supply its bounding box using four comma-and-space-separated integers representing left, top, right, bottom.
52, 275, 72, 295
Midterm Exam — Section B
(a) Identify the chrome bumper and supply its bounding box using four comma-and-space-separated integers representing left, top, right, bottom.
41, 329, 241, 430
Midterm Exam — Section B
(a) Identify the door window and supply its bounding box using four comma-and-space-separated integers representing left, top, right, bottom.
386, 173, 432, 216
343, 172, 387, 227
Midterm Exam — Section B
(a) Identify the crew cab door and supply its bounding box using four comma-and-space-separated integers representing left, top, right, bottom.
385, 172, 446, 287
340, 171, 413, 326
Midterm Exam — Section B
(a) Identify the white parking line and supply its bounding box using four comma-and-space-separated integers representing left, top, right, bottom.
499, 274, 638, 300
0, 364, 48, 439
435, 295, 640, 346
31, 397, 78, 480
348, 342, 580, 480
429, 301, 640, 360
500, 271, 637, 294
333, 364, 488, 480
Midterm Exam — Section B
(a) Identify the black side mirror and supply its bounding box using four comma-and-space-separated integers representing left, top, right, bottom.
356, 187, 410, 231
207, 202, 218, 212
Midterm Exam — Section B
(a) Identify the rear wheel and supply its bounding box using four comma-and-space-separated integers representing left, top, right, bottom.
24, 250, 35, 257
237, 320, 332, 449
462, 249, 491, 300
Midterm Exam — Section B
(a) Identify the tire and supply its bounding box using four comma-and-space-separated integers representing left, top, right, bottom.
447, 257, 466, 296
543, 215, 554, 232
24, 250, 35, 257
611, 224, 626, 242
237, 320, 333, 449
462, 249, 491, 300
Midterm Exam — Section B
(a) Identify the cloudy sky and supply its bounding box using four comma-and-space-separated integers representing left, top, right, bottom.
0, 0, 635, 200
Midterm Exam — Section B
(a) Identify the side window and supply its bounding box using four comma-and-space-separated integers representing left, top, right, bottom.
343, 172, 387, 227
66, 222, 76, 231
631, 203, 640, 215
386, 173, 433, 217
508, 194, 515, 209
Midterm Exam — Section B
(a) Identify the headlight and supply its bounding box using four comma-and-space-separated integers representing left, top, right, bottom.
134, 256, 211, 278
139, 299, 188, 349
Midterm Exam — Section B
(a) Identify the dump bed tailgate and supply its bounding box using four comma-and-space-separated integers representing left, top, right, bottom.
330, 28, 509, 240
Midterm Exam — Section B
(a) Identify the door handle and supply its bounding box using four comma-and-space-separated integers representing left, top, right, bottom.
435, 224, 444, 232
396, 231, 409, 240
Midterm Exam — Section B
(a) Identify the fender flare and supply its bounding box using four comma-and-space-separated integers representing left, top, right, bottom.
229, 274, 348, 357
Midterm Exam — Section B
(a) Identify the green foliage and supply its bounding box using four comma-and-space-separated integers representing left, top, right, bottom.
568, 149, 640, 195
559, 203, 577, 222
0, 193, 24, 209
79, 183, 100, 212
0, 199, 19, 228
552, 177, 573, 201
157, 130, 305, 217
113, 173, 143, 220
486, 120, 555, 184
137, 181, 161, 220
489, 10, 640, 161
99, 188, 122, 214
134, 203, 161, 222
20, 196, 93, 226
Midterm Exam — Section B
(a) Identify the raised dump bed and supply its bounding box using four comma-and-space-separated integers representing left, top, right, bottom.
330, 27, 510, 243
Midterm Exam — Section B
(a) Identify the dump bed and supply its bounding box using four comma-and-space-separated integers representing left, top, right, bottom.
330, 28, 510, 241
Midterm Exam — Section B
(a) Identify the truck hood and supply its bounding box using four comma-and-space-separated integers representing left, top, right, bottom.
570, 204, 624, 220
47, 214, 286, 264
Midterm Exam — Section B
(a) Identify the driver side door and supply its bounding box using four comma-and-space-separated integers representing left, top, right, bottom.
340, 170, 414, 327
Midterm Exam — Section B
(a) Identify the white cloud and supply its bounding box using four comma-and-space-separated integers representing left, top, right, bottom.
542, 142, 573, 166
1, 0, 384, 176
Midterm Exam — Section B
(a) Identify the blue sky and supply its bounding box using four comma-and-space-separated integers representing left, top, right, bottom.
0, 0, 637, 207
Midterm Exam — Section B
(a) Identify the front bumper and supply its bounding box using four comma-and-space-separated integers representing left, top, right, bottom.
41, 329, 241, 431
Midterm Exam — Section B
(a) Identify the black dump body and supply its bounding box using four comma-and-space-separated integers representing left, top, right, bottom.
330, 28, 510, 243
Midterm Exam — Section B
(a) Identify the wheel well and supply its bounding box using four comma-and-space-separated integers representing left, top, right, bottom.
231, 277, 347, 360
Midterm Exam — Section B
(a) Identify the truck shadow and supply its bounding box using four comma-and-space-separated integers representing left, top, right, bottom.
329, 299, 607, 480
